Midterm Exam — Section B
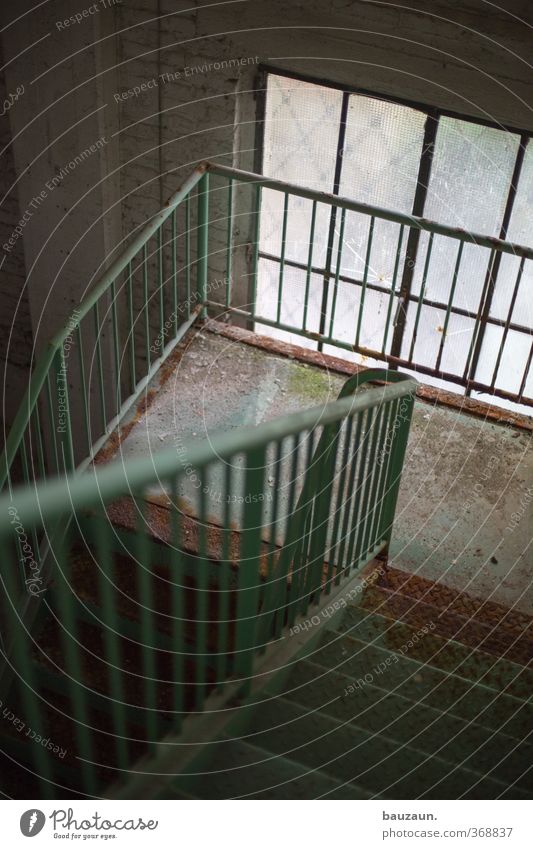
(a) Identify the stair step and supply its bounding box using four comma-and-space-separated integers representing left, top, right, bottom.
335, 604, 533, 700
258, 662, 532, 792
306, 631, 533, 741
380, 566, 533, 637
165, 739, 367, 799
237, 694, 528, 798
269, 657, 532, 744
359, 584, 533, 666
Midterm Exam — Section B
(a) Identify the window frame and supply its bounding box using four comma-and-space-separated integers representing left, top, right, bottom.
255, 64, 531, 400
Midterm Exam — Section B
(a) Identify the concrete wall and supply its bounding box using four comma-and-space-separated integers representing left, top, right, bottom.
0, 0, 122, 445
114, 0, 533, 310
0, 38, 33, 443
1, 0, 532, 439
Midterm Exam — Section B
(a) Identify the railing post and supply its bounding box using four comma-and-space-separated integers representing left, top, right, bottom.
53, 347, 75, 473
234, 446, 265, 694
379, 389, 415, 554
197, 171, 209, 319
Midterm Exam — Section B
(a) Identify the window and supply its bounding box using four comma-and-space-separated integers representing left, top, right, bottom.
256, 71, 533, 415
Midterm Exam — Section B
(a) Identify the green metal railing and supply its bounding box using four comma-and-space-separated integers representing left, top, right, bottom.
203, 163, 533, 410
4, 156, 529, 796
0, 368, 415, 797
3, 160, 532, 498
0, 165, 210, 493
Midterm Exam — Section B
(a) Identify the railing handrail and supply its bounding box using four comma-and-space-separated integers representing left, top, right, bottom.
0, 165, 208, 491
0, 371, 417, 530
206, 161, 533, 260
5, 157, 528, 493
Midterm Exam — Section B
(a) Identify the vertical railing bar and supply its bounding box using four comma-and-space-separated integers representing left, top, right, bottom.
217, 461, 232, 685
75, 325, 91, 455
327, 414, 354, 589
328, 207, 346, 339
346, 407, 376, 572
260, 440, 282, 644
56, 524, 100, 795
195, 475, 209, 709
382, 224, 405, 355
307, 423, 342, 607
158, 224, 165, 337
134, 497, 158, 747
93, 302, 107, 434
334, 412, 364, 582
340, 410, 368, 580
169, 479, 184, 726
3, 539, 56, 796
435, 239, 464, 372
288, 427, 318, 621
45, 372, 60, 475
110, 280, 122, 412
19, 428, 30, 485
19, 435, 40, 558
185, 195, 191, 318
374, 397, 401, 546
172, 210, 178, 336
355, 216, 375, 349
53, 347, 75, 473
225, 178, 234, 310
94, 509, 130, 771
463, 247, 497, 383
250, 183, 262, 320
234, 446, 266, 694
276, 192, 289, 325
197, 173, 209, 319
302, 200, 317, 332
490, 255, 525, 389
143, 244, 151, 368
518, 340, 533, 401
361, 402, 389, 557
273, 433, 301, 638
408, 232, 434, 363
126, 261, 136, 390
367, 399, 397, 550
32, 404, 47, 480
379, 389, 415, 549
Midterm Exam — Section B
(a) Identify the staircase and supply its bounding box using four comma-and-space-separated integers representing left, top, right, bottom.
1, 526, 531, 800
143, 568, 533, 801
1, 159, 531, 801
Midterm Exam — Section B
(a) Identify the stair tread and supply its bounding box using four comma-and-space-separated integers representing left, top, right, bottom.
299, 633, 533, 740
313, 630, 530, 706
335, 603, 533, 700
264, 653, 532, 742
250, 672, 532, 794
359, 584, 533, 666
165, 738, 369, 799
379, 567, 533, 636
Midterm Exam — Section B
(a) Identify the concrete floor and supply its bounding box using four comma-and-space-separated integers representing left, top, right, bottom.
116, 327, 533, 615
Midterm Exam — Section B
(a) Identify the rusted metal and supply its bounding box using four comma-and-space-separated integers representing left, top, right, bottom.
204, 319, 533, 432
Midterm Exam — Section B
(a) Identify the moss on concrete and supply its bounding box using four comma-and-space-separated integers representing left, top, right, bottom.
288, 365, 336, 404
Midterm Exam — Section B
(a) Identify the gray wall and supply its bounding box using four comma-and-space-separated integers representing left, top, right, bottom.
1, 0, 532, 438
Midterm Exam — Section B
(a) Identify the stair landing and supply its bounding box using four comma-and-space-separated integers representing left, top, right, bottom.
97, 322, 533, 615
